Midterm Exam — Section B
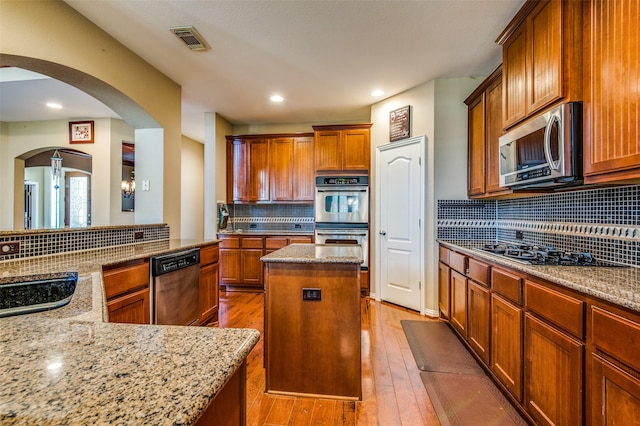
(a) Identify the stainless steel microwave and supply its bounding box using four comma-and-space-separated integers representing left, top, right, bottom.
499, 102, 582, 189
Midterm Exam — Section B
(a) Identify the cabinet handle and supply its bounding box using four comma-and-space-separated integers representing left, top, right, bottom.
465, 269, 470, 275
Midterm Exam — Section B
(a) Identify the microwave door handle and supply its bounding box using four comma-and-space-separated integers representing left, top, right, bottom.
543, 114, 561, 170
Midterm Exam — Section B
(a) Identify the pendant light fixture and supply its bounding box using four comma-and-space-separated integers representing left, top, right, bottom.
51, 150, 63, 189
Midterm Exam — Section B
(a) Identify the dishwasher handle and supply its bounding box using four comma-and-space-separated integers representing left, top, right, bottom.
151, 248, 200, 277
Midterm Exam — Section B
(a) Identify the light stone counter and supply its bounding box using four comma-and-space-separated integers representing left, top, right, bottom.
0, 239, 260, 425
439, 240, 640, 313
260, 243, 363, 264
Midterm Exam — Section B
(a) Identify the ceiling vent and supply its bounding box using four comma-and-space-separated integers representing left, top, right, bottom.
169, 26, 208, 51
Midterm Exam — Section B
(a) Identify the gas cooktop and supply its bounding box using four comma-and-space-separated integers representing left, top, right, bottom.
479, 243, 624, 267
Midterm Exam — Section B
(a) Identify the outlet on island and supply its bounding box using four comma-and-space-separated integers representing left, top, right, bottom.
1, 242, 20, 255
134, 231, 144, 240
302, 288, 321, 301
516, 230, 524, 240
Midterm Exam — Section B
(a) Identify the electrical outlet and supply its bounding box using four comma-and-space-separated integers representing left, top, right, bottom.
249, 223, 257, 229
294, 223, 302, 229
516, 230, 524, 240
302, 288, 321, 301
134, 231, 144, 240
0, 242, 20, 255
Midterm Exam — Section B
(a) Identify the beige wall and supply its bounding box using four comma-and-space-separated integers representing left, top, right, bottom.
0, 0, 183, 236
181, 135, 204, 239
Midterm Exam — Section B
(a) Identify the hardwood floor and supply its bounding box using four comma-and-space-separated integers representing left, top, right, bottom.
218, 290, 441, 426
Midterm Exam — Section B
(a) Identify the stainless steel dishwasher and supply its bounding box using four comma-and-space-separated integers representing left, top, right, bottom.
151, 248, 200, 326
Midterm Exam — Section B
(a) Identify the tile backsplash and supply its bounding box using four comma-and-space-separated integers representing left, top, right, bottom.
437, 185, 640, 267
0, 225, 170, 261
225, 204, 314, 233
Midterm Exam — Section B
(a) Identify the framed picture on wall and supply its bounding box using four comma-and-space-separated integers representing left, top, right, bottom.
69, 121, 94, 144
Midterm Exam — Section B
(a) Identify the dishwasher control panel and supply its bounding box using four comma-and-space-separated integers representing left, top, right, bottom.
151, 249, 200, 276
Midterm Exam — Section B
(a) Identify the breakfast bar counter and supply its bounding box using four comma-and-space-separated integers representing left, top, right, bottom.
0, 239, 260, 425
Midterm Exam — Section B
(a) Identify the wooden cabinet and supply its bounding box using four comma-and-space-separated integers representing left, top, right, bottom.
195, 362, 246, 426
467, 280, 490, 365
226, 133, 314, 203
590, 304, 640, 425
312, 124, 372, 173
269, 136, 315, 202
466, 66, 510, 198
438, 262, 451, 320
524, 313, 584, 426
240, 237, 264, 287
583, 0, 640, 184
219, 236, 264, 290
199, 244, 220, 326
497, 0, 583, 129
228, 138, 269, 203
265, 235, 313, 254
491, 293, 523, 401
102, 259, 150, 324
450, 270, 468, 339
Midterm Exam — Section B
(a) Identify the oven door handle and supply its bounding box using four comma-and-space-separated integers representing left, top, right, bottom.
316, 232, 367, 237
316, 189, 368, 193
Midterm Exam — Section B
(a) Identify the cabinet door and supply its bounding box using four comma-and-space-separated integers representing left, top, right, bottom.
219, 248, 241, 284
241, 249, 264, 287
269, 138, 294, 201
450, 270, 467, 338
293, 136, 315, 201
107, 287, 150, 324
199, 262, 219, 325
467, 94, 486, 196
591, 354, 640, 426
342, 128, 370, 171
438, 262, 451, 319
468, 281, 490, 365
524, 313, 583, 426
485, 76, 505, 194
491, 293, 523, 401
229, 139, 248, 202
314, 131, 342, 172
527, 0, 562, 113
247, 140, 269, 202
502, 24, 527, 128
584, 0, 640, 183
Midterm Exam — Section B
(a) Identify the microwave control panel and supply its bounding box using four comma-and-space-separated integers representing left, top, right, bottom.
506, 166, 551, 185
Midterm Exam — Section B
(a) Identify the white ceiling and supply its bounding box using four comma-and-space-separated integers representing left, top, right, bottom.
1, 0, 524, 142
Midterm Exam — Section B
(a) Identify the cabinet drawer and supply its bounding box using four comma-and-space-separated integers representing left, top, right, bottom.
449, 251, 467, 274
468, 258, 490, 287
103, 260, 150, 300
219, 237, 240, 249
439, 246, 450, 265
241, 237, 264, 249
289, 236, 313, 244
525, 280, 584, 339
200, 244, 219, 265
265, 237, 288, 250
592, 306, 640, 372
492, 267, 522, 305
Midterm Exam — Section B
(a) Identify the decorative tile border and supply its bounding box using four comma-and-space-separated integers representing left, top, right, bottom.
232, 217, 314, 223
497, 220, 640, 241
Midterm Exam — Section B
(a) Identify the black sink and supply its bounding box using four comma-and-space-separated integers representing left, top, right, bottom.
0, 272, 78, 318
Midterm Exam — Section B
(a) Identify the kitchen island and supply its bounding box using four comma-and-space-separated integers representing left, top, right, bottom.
261, 244, 363, 400
0, 239, 260, 425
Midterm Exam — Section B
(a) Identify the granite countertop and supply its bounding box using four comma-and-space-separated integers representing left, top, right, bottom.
0, 238, 261, 425
439, 240, 640, 313
261, 243, 363, 264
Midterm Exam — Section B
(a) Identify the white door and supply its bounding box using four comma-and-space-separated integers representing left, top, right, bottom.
377, 137, 424, 311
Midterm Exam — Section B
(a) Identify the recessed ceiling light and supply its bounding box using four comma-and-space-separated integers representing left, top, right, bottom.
370, 89, 385, 97
270, 95, 284, 103
46, 102, 63, 109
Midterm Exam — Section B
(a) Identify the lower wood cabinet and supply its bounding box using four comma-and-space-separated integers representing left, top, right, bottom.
450, 270, 468, 338
199, 244, 220, 325
467, 280, 490, 365
438, 262, 451, 319
591, 354, 640, 426
524, 313, 584, 426
491, 293, 523, 401
195, 361, 247, 426
103, 259, 150, 324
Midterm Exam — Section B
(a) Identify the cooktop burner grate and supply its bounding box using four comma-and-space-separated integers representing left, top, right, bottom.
479, 243, 625, 267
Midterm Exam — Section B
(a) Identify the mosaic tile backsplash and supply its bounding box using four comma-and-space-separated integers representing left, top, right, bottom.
225, 204, 314, 233
0, 225, 170, 261
437, 185, 640, 267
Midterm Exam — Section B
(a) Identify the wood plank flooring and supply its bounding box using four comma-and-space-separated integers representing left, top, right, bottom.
218, 290, 441, 426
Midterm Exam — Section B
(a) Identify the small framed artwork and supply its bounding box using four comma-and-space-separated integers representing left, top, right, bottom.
69, 121, 94, 144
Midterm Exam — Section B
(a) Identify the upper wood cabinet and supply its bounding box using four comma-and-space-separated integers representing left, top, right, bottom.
497, 0, 583, 129
465, 66, 511, 198
226, 133, 314, 203
312, 124, 372, 173
583, 0, 640, 184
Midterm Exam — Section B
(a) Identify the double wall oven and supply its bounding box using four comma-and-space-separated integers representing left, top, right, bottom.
314, 176, 369, 269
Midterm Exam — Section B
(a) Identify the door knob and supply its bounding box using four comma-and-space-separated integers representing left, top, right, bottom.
379, 231, 387, 236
